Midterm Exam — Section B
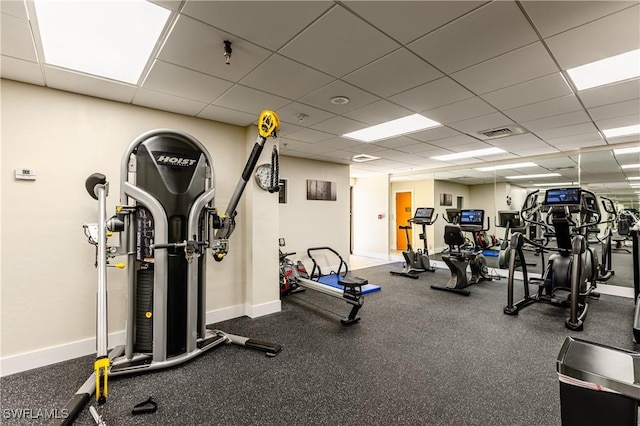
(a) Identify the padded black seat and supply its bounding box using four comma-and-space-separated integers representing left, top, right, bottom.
339, 275, 368, 287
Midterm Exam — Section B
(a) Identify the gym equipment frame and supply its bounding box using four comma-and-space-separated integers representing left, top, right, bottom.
54, 111, 283, 425
390, 207, 438, 279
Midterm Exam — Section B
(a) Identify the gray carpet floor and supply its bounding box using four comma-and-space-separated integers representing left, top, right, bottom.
1, 262, 637, 425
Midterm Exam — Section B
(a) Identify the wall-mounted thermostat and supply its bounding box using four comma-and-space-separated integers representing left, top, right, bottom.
15, 168, 37, 180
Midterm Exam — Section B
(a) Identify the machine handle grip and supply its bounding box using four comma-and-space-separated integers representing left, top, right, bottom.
85, 173, 107, 200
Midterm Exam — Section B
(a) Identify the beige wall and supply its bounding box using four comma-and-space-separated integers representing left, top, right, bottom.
390, 179, 436, 253
0, 80, 279, 365
352, 174, 390, 259
278, 156, 350, 270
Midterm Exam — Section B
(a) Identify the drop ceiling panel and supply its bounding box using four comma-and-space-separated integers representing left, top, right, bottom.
482, 73, 572, 110
44, 66, 136, 104
421, 97, 497, 126
343, 1, 484, 44
318, 137, 364, 150
452, 43, 558, 95
342, 48, 443, 98
240, 54, 334, 100
428, 134, 486, 149
299, 80, 379, 114
487, 133, 551, 151
182, 1, 333, 51
343, 143, 388, 154
144, 60, 234, 103
521, 1, 637, 38
503, 95, 583, 122
1, 13, 38, 62
157, 15, 271, 83
133, 88, 207, 116
522, 110, 591, 133
595, 114, 640, 131
309, 116, 367, 135
279, 6, 399, 77
388, 77, 474, 113
197, 105, 256, 127
285, 128, 334, 143
545, 5, 640, 69
395, 142, 441, 154
546, 133, 605, 150
1, 56, 44, 86
578, 79, 640, 108
536, 122, 600, 140
408, 1, 538, 73
407, 125, 462, 142
275, 103, 335, 127
342, 100, 413, 125
372, 136, 420, 149
212, 85, 290, 115
588, 99, 640, 121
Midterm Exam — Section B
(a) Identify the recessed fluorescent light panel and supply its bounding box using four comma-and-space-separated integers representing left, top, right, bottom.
431, 147, 505, 162
627, 177, 640, 180
343, 114, 441, 143
603, 124, 640, 139
34, 0, 170, 84
567, 48, 640, 91
614, 146, 640, 155
475, 162, 537, 172
506, 173, 561, 180
533, 182, 574, 187
621, 163, 640, 169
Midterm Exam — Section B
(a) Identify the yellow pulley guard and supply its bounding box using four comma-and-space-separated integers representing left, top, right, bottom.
94, 357, 110, 401
258, 110, 280, 138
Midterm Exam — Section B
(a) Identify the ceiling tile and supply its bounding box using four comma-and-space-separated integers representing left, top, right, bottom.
240, 54, 334, 100
578, 79, 640, 108
545, 5, 640, 70
285, 128, 334, 143
182, 1, 333, 51
279, 6, 399, 78
588, 98, 640, 121
298, 80, 380, 114
343, 142, 388, 155
133, 88, 207, 116
44, 66, 136, 104
544, 131, 605, 148
213, 85, 291, 115
388, 77, 474, 113
421, 97, 497, 125
536, 122, 600, 140
425, 134, 480, 149
448, 112, 515, 136
158, 15, 271, 83
275, 102, 336, 127
482, 73, 572, 110
342, 48, 443, 98
144, 60, 234, 103
1, 13, 37, 62
523, 110, 591, 133
521, 1, 637, 38
1, 2, 28, 18
407, 125, 462, 142
596, 113, 640, 131
342, 100, 413, 125
503, 95, 583, 122
372, 136, 420, 149
196, 105, 256, 127
395, 142, 440, 154
486, 133, 550, 151
451, 43, 558, 94
309, 116, 367, 135
318, 136, 364, 150
408, 1, 538, 73
344, 1, 485, 44
1, 55, 44, 86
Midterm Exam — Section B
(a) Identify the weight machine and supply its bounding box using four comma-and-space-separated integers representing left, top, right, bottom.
54, 111, 283, 425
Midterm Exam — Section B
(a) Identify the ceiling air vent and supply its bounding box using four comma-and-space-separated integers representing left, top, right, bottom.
352, 154, 380, 163
478, 125, 528, 139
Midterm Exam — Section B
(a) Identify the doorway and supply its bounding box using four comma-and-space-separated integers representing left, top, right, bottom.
395, 191, 412, 250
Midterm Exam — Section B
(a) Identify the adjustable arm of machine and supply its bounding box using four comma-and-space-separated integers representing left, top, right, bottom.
212, 111, 279, 259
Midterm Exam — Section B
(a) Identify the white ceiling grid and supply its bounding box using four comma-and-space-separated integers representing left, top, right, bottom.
1, 0, 639, 197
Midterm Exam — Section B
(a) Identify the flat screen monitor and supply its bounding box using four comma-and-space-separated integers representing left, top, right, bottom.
446, 209, 461, 223
413, 207, 434, 221
544, 188, 581, 206
460, 209, 484, 226
498, 210, 521, 228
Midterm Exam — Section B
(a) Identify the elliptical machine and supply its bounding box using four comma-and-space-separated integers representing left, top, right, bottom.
390, 207, 438, 279
504, 187, 601, 331
431, 209, 492, 296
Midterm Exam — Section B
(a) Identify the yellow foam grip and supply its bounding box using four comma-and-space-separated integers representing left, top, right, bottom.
94, 357, 110, 401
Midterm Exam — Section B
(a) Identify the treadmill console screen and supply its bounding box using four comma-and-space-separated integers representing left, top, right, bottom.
460, 209, 484, 226
413, 208, 434, 220
544, 188, 581, 206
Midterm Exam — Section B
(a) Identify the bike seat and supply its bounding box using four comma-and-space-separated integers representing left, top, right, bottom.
339, 275, 368, 288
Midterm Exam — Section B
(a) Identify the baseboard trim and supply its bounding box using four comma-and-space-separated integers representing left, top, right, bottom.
1, 301, 282, 377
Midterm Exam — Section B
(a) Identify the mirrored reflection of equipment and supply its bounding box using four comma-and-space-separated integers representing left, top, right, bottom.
279, 239, 379, 325
56, 111, 283, 426
504, 187, 602, 331
390, 207, 439, 279
431, 209, 492, 296
497, 210, 535, 270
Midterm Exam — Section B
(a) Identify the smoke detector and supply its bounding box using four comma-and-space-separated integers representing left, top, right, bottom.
352, 154, 380, 163
477, 125, 528, 139
330, 96, 350, 105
